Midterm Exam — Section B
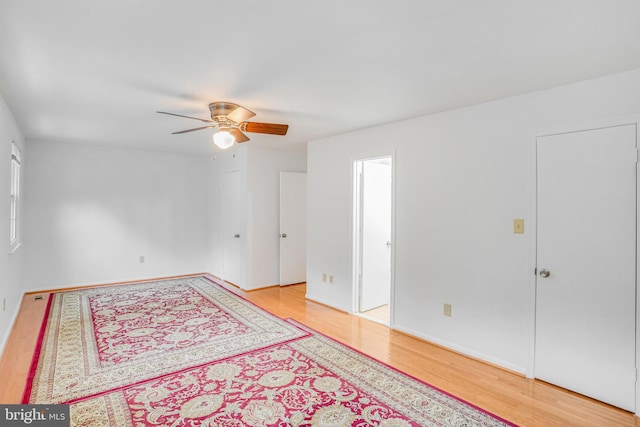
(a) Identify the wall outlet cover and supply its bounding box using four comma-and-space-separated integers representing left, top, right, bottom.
444, 303, 452, 317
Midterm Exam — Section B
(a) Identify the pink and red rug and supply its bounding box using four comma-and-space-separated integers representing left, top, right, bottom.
24, 275, 516, 426
24, 276, 308, 404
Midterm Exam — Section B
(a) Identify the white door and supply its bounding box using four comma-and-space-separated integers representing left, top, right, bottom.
535, 124, 637, 411
358, 159, 392, 312
222, 170, 244, 287
279, 172, 307, 285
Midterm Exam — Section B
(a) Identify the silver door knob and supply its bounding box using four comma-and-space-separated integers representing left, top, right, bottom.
539, 269, 550, 278
280, 233, 287, 238
234, 234, 240, 238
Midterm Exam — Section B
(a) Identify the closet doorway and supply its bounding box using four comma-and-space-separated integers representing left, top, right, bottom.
534, 124, 637, 411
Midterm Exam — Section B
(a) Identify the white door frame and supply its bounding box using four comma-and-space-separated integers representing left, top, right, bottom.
526, 115, 640, 414
351, 154, 396, 327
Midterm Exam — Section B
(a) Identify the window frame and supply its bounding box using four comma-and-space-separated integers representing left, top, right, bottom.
9, 141, 21, 253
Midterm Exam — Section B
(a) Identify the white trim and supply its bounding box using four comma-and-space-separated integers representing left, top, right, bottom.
390, 151, 397, 329
8, 241, 21, 254
350, 153, 396, 328
527, 115, 640, 414
9, 141, 22, 253
529, 114, 640, 140
525, 128, 538, 379
635, 119, 639, 417
396, 325, 527, 375
351, 159, 363, 314
305, 293, 351, 314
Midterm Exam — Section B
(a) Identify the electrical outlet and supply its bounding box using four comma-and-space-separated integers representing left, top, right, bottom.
322, 273, 327, 282
2, 298, 5, 312
139, 255, 145, 263
329, 275, 334, 284
444, 303, 452, 317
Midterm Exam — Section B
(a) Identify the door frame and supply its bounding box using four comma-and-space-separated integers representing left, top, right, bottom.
351, 154, 396, 326
526, 115, 640, 414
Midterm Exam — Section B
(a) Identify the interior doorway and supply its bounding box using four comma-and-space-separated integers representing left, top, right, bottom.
353, 156, 393, 325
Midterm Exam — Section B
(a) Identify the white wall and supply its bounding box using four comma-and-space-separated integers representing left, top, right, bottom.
247, 146, 306, 289
0, 93, 25, 354
19, 139, 306, 294
23, 140, 213, 290
207, 144, 306, 290
307, 67, 640, 373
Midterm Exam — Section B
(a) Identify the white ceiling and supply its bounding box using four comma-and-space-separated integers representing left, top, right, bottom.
1, 1, 639, 156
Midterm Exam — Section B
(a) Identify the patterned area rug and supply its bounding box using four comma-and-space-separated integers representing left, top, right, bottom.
25, 275, 516, 426
24, 276, 308, 404
69, 322, 515, 426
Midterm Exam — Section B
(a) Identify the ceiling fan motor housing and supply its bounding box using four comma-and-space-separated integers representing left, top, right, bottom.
209, 102, 240, 120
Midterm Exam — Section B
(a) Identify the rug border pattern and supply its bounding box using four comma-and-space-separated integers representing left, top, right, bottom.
286, 319, 517, 427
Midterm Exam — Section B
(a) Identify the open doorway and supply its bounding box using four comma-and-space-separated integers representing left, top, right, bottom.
353, 156, 393, 326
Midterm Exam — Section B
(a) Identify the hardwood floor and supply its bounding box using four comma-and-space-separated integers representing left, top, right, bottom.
1, 278, 638, 426
358, 303, 390, 324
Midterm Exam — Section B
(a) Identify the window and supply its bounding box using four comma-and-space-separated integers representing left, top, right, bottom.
9, 141, 21, 252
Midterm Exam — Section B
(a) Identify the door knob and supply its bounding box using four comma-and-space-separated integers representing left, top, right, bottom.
280, 233, 287, 238
539, 269, 550, 278
234, 234, 240, 238
386, 241, 391, 248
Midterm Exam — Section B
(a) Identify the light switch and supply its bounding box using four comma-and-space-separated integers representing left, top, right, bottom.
513, 219, 524, 234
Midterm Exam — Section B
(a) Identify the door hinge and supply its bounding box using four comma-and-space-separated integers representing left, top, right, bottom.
534, 267, 537, 275
635, 148, 639, 163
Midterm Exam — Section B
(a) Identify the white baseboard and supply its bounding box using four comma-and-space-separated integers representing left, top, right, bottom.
395, 325, 526, 375
304, 293, 351, 313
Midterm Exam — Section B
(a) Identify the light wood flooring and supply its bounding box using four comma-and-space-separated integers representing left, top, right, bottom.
0, 278, 638, 426
358, 303, 390, 324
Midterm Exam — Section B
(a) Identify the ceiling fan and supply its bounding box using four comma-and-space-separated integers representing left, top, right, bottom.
157, 102, 289, 149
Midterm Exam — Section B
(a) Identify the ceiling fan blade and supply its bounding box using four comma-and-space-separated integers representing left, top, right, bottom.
230, 128, 250, 143
239, 122, 289, 136
227, 105, 256, 123
172, 125, 218, 134
157, 111, 214, 123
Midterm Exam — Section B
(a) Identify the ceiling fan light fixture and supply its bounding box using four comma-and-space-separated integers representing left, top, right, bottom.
158, 102, 288, 146
213, 130, 235, 149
